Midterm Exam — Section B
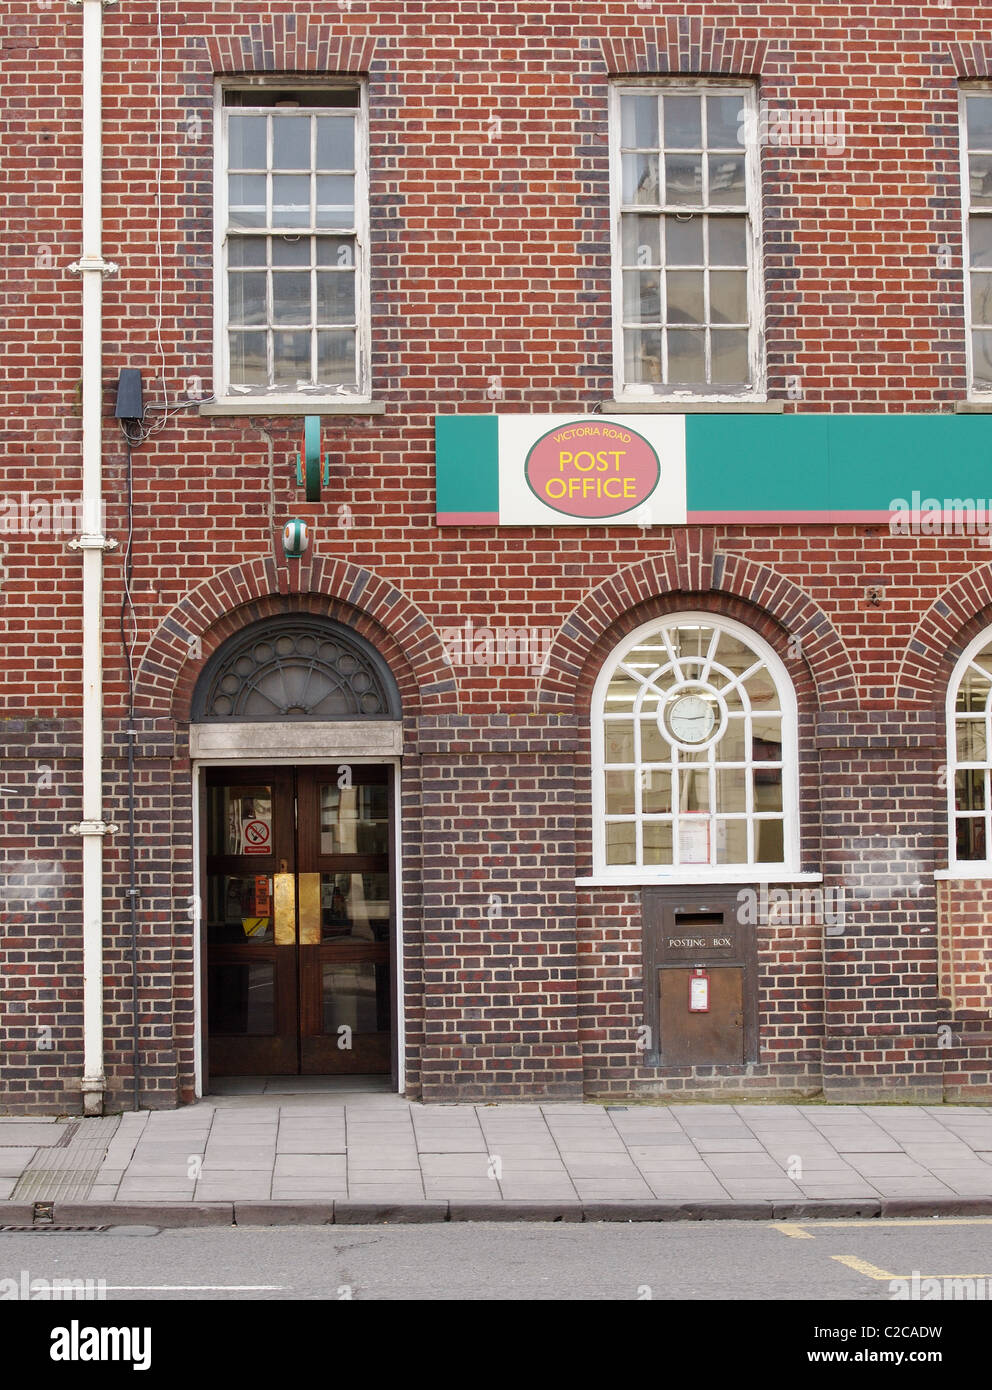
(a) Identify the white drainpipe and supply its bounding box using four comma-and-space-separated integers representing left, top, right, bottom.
68, 0, 118, 1117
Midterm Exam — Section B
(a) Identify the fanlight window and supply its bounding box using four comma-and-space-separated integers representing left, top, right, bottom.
193, 617, 400, 721
948, 632, 992, 865
593, 615, 798, 874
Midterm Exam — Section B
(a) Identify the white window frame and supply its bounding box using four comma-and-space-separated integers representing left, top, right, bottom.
609, 78, 765, 403
945, 626, 992, 874
212, 78, 371, 407
961, 83, 992, 401
589, 612, 800, 885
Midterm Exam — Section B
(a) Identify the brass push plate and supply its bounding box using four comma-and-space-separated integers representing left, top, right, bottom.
274, 873, 296, 945
298, 872, 321, 945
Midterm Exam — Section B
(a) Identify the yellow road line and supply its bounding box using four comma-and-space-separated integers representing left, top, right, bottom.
772, 1223, 816, 1239
773, 1216, 992, 1232
832, 1255, 897, 1280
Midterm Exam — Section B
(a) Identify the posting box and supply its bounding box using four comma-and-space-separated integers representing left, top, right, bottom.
642, 888, 758, 1066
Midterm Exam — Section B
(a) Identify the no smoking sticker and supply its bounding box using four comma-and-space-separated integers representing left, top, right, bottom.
243, 819, 270, 854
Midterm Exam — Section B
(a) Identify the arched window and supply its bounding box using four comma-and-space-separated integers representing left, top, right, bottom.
591, 613, 799, 878
192, 616, 401, 721
947, 629, 992, 869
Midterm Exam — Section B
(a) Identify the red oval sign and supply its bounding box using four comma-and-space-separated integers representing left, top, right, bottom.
524, 420, 661, 519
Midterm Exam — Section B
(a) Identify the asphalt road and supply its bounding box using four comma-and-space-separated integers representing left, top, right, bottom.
3, 1217, 992, 1301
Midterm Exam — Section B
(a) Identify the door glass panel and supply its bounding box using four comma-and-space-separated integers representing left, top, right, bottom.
319, 871, 390, 942
207, 785, 273, 857
207, 873, 274, 943
320, 782, 389, 854
209, 962, 275, 1035
321, 961, 390, 1036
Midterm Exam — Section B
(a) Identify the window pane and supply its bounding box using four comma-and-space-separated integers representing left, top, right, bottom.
622, 214, 661, 266
273, 330, 312, 384
228, 174, 266, 228
956, 769, 986, 811
957, 664, 992, 711
957, 720, 987, 761
228, 271, 267, 325
664, 95, 702, 149
972, 274, 992, 325
272, 174, 311, 227
624, 329, 663, 383
623, 153, 660, 204
974, 330, 992, 387
228, 236, 267, 267
317, 272, 356, 324
708, 154, 746, 204
622, 94, 658, 148
317, 236, 357, 269
317, 116, 355, 170
754, 768, 783, 814
643, 770, 673, 814
228, 115, 266, 169
322, 961, 388, 1033
957, 816, 987, 861
969, 217, 992, 268
707, 94, 746, 148
643, 821, 673, 865
317, 329, 357, 384
715, 767, 747, 813
715, 819, 747, 864
755, 820, 784, 864
606, 822, 637, 865
229, 331, 267, 386
709, 270, 748, 324
208, 962, 274, 1035
743, 665, 779, 710
678, 769, 710, 811
665, 153, 703, 205
665, 215, 703, 265
272, 236, 311, 266
606, 770, 636, 815
710, 330, 750, 385
667, 328, 705, 383
316, 175, 356, 227
971, 155, 992, 208
666, 270, 704, 324
605, 670, 639, 709
709, 217, 747, 265
272, 272, 311, 324
604, 721, 635, 762
966, 95, 992, 149
624, 270, 662, 322
272, 116, 311, 170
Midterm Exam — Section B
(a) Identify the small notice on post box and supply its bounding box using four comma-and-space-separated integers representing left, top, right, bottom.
689, 970, 710, 1013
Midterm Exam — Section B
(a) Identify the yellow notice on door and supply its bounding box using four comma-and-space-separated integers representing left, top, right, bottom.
241, 917, 270, 938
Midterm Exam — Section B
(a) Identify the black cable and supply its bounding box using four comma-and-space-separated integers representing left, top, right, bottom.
119, 428, 140, 1112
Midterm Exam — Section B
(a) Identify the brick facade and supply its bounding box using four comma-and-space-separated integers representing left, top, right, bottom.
5, 3, 992, 1112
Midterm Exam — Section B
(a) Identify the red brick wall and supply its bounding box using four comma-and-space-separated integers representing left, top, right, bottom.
7, 4, 992, 1109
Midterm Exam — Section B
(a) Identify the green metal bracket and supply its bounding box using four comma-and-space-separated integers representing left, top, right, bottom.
295, 416, 331, 501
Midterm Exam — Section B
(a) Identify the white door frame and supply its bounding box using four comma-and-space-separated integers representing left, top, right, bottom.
191, 739, 405, 1097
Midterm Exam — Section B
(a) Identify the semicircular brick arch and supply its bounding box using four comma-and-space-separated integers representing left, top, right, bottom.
536, 545, 859, 709
897, 563, 992, 706
133, 556, 458, 720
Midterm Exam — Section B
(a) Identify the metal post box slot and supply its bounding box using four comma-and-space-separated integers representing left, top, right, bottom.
642, 889, 758, 1067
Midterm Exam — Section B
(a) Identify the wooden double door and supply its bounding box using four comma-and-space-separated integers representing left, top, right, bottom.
204, 765, 394, 1077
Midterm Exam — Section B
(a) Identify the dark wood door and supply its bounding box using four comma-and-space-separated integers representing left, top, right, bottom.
205, 768, 298, 1075
205, 765, 393, 1077
296, 766, 392, 1074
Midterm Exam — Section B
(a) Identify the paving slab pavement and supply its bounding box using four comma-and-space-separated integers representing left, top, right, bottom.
4, 1097, 992, 1223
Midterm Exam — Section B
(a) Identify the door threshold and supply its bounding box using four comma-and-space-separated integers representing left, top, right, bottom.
208, 1075, 395, 1096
